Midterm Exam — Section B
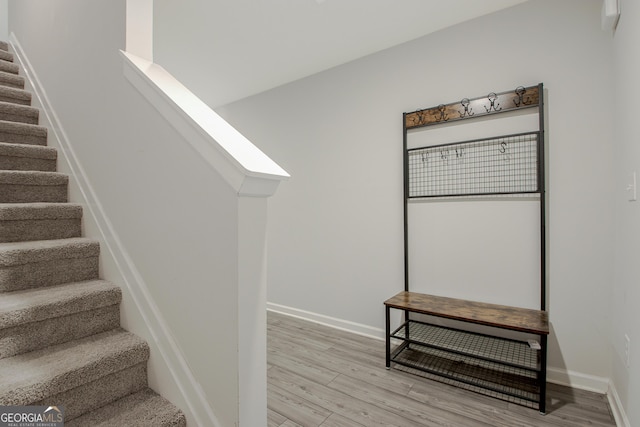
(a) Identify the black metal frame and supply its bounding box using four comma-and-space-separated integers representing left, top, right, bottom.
393, 84, 547, 413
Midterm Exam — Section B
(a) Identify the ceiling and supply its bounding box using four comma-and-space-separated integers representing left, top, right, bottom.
154, 0, 529, 107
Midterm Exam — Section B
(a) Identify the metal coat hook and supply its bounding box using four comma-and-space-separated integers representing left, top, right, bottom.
421, 152, 429, 163
412, 110, 428, 126
513, 86, 532, 107
434, 104, 449, 122
498, 141, 510, 161
440, 149, 449, 164
459, 98, 474, 118
484, 92, 502, 113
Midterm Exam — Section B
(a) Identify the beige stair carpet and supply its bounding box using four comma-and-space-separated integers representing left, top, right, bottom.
0, 41, 186, 426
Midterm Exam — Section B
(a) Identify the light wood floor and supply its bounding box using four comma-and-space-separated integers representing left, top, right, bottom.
267, 311, 616, 427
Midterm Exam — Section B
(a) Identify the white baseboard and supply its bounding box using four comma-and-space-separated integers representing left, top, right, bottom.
9, 34, 220, 427
608, 381, 631, 427
546, 366, 610, 394
267, 302, 386, 341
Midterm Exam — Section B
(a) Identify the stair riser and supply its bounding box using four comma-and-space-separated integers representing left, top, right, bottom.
0, 184, 67, 203
0, 94, 30, 106
65, 389, 187, 427
0, 257, 99, 292
0, 219, 81, 242
0, 61, 19, 75
0, 52, 13, 62
0, 130, 47, 146
0, 306, 120, 359
34, 363, 148, 421
0, 74, 24, 90
0, 155, 56, 172
0, 112, 39, 125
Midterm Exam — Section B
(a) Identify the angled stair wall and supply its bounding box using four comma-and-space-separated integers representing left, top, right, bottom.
0, 41, 186, 426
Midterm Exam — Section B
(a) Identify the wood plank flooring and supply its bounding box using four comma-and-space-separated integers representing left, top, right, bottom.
267, 311, 616, 427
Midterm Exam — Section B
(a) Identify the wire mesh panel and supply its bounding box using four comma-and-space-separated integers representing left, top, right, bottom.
408, 132, 540, 198
392, 321, 539, 370
389, 321, 543, 408
392, 345, 541, 408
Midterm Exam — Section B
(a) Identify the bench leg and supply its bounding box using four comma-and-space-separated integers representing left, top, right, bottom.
385, 305, 391, 369
539, 334, 548, 414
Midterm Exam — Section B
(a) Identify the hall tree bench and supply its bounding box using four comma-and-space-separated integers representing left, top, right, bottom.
390, 84, 549, 413
384, 291, 549, 413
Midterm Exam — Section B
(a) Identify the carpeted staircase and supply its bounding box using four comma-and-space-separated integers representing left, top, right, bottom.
0, 40, 187, 426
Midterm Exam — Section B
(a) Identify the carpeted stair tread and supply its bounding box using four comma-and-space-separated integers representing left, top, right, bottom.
0, 237, 98, 267
0, 85, 31, 106
0, 120, 47, 145
0, 203, 83, 242
0, 71, 25, 90
0, 51, 13, 63
0, 280, 121, 359
0, 170, 68, 203
0, 329, 149, 406
0, 41, 8, 52
0, 280, 120, 330
0, 170, 67, 185
0, 142, 56, 172
66, 388, 187, 427
0, 61, 19, 76
0, 203, 81, 220
0, 142, 56, 159
0, 101, 39, 125
0, 238, 99, 292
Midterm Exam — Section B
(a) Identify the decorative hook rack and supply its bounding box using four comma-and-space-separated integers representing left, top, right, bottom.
404, 84, 541, 130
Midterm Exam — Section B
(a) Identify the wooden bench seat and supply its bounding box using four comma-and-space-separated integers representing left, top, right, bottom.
384, 291, 549, 335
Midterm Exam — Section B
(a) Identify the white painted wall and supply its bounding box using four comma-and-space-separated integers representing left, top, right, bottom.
611, 0, 640, 424
216, 0, 616, 389
152, 0, 528, 107
0, 0, 8, 40
8, 1, 247, 425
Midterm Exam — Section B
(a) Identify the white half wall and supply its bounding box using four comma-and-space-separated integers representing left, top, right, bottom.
216, 0, 616, 391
